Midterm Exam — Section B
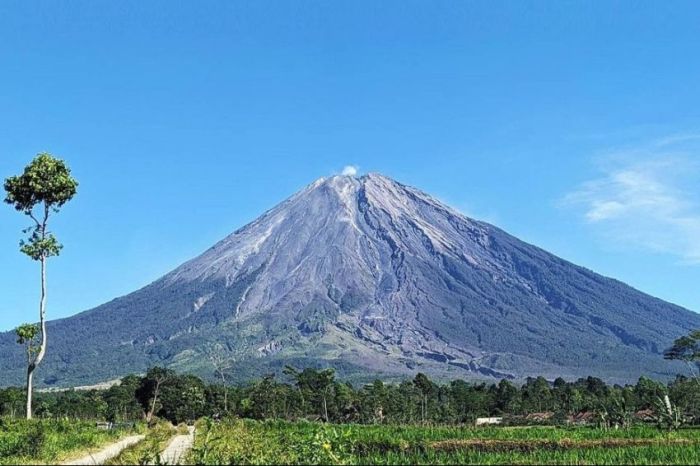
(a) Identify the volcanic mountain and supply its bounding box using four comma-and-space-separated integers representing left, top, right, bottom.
1, 173, 699, 387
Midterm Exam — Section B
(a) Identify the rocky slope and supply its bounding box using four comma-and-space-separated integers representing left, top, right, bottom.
1, 173, 698, 387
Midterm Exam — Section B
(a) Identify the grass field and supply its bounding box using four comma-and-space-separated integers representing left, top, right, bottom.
0, 417, 137, 465
187, 418, 700, 465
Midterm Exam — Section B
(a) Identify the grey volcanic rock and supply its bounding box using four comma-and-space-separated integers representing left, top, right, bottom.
1, 173, 699, 387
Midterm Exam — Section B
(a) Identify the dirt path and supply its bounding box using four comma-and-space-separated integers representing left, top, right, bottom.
158, 426, 195, 465
62, 434, 145, 465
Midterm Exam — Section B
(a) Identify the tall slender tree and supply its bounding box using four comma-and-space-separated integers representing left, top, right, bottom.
413, 373, 434, 423
205, 343, 234, 412
4, 153, 78, 419
665, 330, 700, 400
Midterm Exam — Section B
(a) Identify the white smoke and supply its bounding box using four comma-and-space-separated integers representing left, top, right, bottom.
341, 165, 358, 177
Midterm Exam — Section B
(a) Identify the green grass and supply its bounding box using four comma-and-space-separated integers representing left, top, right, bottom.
105, 420, 175, 465
187, 418, 700, 465
0, 417, 136, 465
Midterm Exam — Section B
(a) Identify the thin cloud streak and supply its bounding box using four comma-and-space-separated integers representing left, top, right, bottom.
564, 136, 700, 264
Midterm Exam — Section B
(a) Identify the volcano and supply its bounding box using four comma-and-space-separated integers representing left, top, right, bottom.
1, 173, 698, 387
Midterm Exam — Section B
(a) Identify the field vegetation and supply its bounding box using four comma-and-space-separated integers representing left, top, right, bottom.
0, 328, 698, 465
187, 418, 700, 465
104, 420, 175, 465
0, 417, 136, 465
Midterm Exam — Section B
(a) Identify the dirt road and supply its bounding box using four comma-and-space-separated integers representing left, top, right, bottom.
159, 425, 195, 465
62, 434, 145, 465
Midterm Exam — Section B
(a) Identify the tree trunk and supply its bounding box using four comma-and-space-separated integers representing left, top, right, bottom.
147, 381, 161, 422
25, 368, 34, 419
425, 395, 428, 423
323, 396, 328, 423
26, 256, 47, 420
220, 372, 228, 412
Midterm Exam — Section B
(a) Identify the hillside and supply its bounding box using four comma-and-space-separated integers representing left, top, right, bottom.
1, 173, 698, 387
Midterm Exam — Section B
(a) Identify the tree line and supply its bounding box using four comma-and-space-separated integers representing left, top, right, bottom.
1, 367, 699, 427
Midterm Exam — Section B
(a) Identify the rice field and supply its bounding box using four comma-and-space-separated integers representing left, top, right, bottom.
187, 418, 700, 465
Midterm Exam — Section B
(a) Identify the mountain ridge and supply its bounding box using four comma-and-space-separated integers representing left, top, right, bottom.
1, 172, 698, 387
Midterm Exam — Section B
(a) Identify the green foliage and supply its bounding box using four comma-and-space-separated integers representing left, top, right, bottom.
105, 420, 175, 465
0, 366, 699, 465
597, 391, 634, 430
0, 388, 24, 417
14, 323, 39, 346
15, 323, 40, 363
1, 367, 700, 428
103, 376, 144, 422
0, 418, 130, 464
187, 418, 700, 465
652, 395, 685, 431
4, 152, 78, 213
4, 152, 78, 260
135, 367, 176, 423
665, 329, 700, 377
284, 366, 337, 421
20, 231, 63, 260
158, 374, 207, 424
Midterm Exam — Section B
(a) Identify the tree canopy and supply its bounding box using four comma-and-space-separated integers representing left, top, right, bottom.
665, 330, 700, 363
2, 368, 699, 426
4, 152, 78, 260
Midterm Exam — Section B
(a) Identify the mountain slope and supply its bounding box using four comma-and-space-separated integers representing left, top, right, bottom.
1, 173, 698, 387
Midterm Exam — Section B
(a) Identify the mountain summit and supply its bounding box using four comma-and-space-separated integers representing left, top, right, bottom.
2, 173, 699, 386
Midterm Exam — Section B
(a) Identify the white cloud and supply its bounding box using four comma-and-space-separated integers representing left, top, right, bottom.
563, 135, 700, 264
341, 165, 358, 177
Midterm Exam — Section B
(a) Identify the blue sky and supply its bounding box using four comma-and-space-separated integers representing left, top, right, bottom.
2, 1, 700, 331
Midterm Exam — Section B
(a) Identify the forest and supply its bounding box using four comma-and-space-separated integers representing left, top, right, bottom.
2, 367, 699, 428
